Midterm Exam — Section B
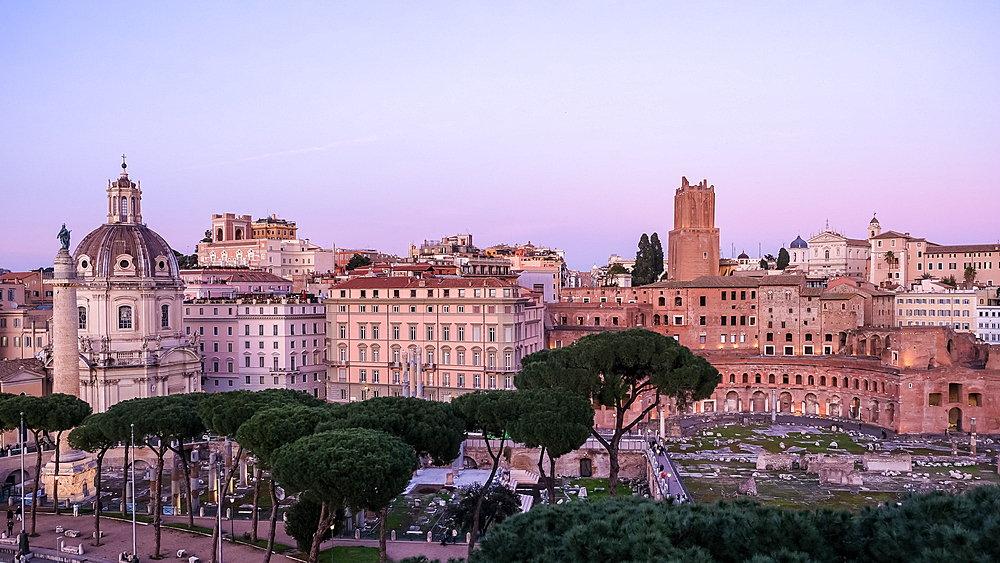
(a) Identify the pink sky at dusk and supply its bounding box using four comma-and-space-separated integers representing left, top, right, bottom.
1, 1, 997, 272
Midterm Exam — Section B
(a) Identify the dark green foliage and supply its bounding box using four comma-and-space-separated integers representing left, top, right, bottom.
319, 396, 465, 465
236, 404, 335, 467
448, 483, 520, 537
631, 233, 664, 286
776, 248, 790, 270
474, 487, 1000, 563
759, 259, 769, 270
198, 388, 325, 438
284, 495, 333, 552
942, 275, 958, 288
272, 429, 418, 512
604, 263, 629, 286
346, 253, 372, 270
173, 249, 199, 269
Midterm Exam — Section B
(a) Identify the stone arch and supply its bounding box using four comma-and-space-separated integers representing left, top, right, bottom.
851, 397, 861, 419
805, 393, 818, 415
886, 403, 895, 424
808, 375, 815, 386
778, 392, 793, 413
751, 391, 766, 412
795, 374, 802, 385
463, 456, 478, 469
829, 395, 842, 417
768, 374, 775, 384
216, 228, 224, 241
949, 407, 962, 432
726, 391, 739, 412
871, 399, 880, 423
234, 228, 243, 240
857, 338, 867, 356
871, 335, 883, 356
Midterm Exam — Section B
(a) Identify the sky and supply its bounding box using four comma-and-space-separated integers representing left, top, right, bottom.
2, 1, 998, 272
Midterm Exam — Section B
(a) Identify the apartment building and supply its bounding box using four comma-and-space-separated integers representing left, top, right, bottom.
184, 297, 327, 398
893, 280, 975, 332
325, 277, 544, 403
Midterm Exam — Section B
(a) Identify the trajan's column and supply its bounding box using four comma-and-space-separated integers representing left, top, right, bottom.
42, 225, 96, 503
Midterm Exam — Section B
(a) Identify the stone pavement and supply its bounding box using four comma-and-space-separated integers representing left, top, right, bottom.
18, 511, 470, 562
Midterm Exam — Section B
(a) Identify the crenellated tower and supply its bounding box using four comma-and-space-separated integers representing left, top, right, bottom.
667, 176, 720, 281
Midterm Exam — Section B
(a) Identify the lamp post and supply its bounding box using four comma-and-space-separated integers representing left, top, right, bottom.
19, 411, 24, 533
217, 460, 224, 563
130, 423, 136, 558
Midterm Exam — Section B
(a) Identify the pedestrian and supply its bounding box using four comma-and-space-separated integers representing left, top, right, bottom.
14, 506, 21, 522
5, 509, 12, 536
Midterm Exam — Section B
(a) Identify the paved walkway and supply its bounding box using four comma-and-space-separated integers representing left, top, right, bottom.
13, 511, 470, 562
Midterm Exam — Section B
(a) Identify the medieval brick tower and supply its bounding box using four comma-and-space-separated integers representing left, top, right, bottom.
667, 177, 720, 281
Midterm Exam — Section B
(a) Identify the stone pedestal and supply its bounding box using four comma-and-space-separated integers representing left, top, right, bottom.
40, 455, 97, 505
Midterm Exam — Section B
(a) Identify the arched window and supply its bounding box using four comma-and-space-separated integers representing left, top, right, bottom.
675, 297, 682, 306
118, 305, 133, 329
235, 228, 243, 240
78, 307, 87, 330
217, 228, 224, 241
658, 297, 665, 306
161, 304, 169, 328
825, 250, 830, 260
121, 196, 128, 221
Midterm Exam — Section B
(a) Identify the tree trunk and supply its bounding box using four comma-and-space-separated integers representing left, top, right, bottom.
53, 432, 62, 515
535, 447, 548, 503
468, 437, 504, 558
251, 466, 262, 543
607, 435, 621, 497
152, 450, 165, 559
210, 443, 243, 563
378, 506, 388, 563
93, 453, 104, 546
308, 502, 336, 563
548, 455, 557, 506
263, 477, 278, 563
176, 439, 195, 529
120, 445, 129, 515
30, 432, 41, 536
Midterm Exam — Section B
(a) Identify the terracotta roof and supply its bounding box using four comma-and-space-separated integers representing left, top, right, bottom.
331, 277, 516, 290
801, 287, 823, 297
758, 275, 808, 287
923, 244, 1000, 255
0, 358, 45, 380
645, 276, 761, 289
871, 230, 913, 240
820, 292, 861, 300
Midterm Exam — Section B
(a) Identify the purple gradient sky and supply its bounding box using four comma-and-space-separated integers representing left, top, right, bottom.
2, 2, 998, 272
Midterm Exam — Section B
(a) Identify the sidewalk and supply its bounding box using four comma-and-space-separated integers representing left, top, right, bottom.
18, 512, 471, 562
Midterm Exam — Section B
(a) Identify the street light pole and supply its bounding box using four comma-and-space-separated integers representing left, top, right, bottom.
217, 461, 224, 563
130, 423, 136, 558
19, 412, 24, 533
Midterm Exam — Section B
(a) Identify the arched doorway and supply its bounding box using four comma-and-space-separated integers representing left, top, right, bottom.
216, 228, 223, 241
871, 399, 880, 423
752, 391, 766, 412
805, 393, 818, 415
778, 392, 793, 413
949, 407, 962, 432
726, 391, 739, 412
857, 339, 867, 356
580, 458, 593, 477
850, 397, 861, 419
887, 403, 895, 424
829, 395, 842, 417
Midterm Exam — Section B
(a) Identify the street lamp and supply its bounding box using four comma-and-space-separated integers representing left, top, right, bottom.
130, 423, 136, 559
217, 460, 224, 563
19, 412, 24, 533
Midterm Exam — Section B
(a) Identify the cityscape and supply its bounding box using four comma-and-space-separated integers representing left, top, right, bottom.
1, 3, 998, 563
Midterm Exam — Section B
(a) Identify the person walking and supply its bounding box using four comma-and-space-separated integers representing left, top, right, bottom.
6, 509, 13, 536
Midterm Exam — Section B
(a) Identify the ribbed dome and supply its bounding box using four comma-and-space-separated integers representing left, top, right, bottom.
73, 223, 179, 279
789, 235, 808, 249
738, 252, 750, 260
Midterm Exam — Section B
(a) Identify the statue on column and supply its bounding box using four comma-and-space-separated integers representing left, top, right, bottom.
58, 224, 71, 250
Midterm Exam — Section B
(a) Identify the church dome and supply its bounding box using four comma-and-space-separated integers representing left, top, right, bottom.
71, 160, 180, 280
789, 235, 808, 249
738, 251, 750, 260
73, 223, 179, 279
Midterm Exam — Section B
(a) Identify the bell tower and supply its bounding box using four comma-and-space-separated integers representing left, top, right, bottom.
106, 155, 143, 224
667, 177, 720, 281
868, 214, 881, 240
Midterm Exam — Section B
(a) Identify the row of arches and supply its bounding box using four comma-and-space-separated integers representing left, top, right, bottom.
721, 389, 895, 425
725, 372, 896, 397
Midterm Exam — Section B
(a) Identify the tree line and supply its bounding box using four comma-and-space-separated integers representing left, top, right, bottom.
468, 485, 1000, 563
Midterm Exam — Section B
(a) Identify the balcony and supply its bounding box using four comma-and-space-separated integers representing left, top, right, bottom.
327, 359, 349, 367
